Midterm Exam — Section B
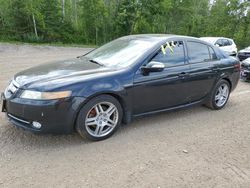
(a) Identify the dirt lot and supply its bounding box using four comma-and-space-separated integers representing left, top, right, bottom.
0, 43, 250, 188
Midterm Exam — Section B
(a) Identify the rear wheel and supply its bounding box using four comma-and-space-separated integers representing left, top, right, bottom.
205, 79, 230, 110
76, 95, 123, 141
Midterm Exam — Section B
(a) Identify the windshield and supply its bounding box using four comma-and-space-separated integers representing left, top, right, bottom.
85, 37, 161, 68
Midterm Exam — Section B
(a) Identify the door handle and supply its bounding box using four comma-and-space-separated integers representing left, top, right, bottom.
178, 72, 189, 78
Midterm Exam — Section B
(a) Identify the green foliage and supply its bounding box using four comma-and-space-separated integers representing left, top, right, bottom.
0, 0, 249, 48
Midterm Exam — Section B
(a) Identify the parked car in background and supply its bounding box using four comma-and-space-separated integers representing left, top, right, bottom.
1, 34, 240, 141
240, 57, 250, 81
238, 46, 250, 61
200, 37, 237, 56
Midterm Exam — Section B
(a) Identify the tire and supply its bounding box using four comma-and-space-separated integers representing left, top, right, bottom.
76, 95, 123, 141
205, 79, 231, 110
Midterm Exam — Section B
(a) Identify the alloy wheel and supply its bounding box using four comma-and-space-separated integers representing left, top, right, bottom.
214, 83, 229, 107
85, 102, 119, 138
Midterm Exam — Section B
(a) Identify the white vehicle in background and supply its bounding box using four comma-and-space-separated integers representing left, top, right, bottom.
200, 37, 238, 56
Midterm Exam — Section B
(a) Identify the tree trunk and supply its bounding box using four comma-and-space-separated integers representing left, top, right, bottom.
73, 0, 78, 27
32, 13, 38, 40
95, 26, 98, 45
62, 0, 65, 21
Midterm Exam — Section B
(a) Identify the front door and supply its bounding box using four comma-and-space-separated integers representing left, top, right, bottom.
132, 40, 191, 115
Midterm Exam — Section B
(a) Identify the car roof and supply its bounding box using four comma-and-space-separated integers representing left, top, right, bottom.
200, 37, 234, 44
119, 34, 219, 50
240, 46, 250, 52
120, 34, 201, 42
116, 34, 227, 65
200, 37, 233, 40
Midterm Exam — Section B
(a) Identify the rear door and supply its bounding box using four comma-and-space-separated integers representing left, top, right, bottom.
186, 41, 220, 102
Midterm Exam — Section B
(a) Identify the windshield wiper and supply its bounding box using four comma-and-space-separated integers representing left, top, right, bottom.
89, 59, 104, 66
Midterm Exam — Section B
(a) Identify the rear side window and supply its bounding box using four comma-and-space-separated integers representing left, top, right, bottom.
208, 46, 218, 60
187, 41, 210, 63
152, 41, 185, 67
223, 39, 230, 46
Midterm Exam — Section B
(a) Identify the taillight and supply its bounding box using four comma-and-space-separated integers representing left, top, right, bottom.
234, 63, 241, 71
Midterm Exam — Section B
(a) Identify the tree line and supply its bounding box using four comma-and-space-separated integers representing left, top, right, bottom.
0, 0, 249, 48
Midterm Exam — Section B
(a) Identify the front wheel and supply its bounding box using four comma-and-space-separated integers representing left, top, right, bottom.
205, 80, 230, 110
76, 95, 123, 141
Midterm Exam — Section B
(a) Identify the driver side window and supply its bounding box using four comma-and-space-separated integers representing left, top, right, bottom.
151, 41, 185, 67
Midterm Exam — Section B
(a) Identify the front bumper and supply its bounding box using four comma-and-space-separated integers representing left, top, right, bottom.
1, 94, 86, 134
240, 69, 250, 81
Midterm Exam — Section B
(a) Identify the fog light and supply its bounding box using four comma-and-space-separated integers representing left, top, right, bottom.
32, 121, 42, 129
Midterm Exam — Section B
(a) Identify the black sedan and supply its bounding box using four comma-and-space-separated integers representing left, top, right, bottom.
1, 34, 240, 140
238, 46, 250, 61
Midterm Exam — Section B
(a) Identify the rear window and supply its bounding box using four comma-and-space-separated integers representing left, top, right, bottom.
187, 41, 210, 63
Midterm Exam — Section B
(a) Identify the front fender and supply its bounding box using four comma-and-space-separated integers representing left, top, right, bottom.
71, 72, 134, 124
81, 79, 125, 98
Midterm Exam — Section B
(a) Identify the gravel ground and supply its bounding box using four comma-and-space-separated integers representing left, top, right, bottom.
0, 43, 250, 188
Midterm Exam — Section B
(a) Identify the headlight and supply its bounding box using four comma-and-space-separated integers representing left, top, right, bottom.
20, 90, 72, 100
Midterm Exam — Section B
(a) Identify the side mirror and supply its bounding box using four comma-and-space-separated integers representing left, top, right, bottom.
141, 61, 165, 75
215, 44, 221, 47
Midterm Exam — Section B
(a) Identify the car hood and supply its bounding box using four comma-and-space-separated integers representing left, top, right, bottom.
239, 47, 250, 53
242, 58, 250, 65
14, 57, 116, 89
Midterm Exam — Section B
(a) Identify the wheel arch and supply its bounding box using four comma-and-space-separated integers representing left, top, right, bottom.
221, 77, 232, 91
73, 92, 132, 131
